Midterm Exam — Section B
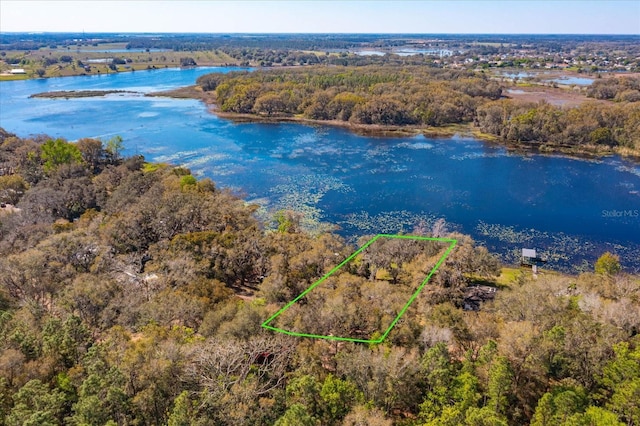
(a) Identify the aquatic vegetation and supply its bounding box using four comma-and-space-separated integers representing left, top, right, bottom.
397, 141, 435, 150
338, 210, 440, 236
155, 149, 209, 163
183, 153, 236, 170
616, 164, 640, 179
363, 145, 393, 161
246, 174, 355, 233
450, 151, 508, 161
476, 221, 640, 273
476, 221, 536, 244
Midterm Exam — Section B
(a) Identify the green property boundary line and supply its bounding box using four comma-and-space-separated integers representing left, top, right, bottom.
261, 234, 458, 344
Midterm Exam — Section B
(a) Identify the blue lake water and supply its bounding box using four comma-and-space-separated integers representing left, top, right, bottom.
500, 72, 536, 79
1, 67, 639, 272
395, 49, 453, 57
72, 48, 170, 53
499, 72, 594, 86
551, 76, 595, 86
355, 50, 386, 56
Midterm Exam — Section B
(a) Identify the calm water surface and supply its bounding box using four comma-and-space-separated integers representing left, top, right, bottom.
551, 76, 595, 86
1, 68, 638, 271
499, 72, 594, 86
73, 48, 170, 53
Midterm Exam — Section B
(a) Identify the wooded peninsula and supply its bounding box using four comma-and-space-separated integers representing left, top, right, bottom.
0, 128, 638, 425
190, 66, 640, 158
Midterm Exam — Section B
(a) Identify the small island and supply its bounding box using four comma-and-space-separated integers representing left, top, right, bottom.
29, 89, 136, 99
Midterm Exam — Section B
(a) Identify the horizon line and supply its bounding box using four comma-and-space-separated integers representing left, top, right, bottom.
1, 31, 639, 36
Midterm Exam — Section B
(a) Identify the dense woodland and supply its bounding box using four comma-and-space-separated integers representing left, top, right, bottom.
0, 128, 639, 425
196, 66, 640, 153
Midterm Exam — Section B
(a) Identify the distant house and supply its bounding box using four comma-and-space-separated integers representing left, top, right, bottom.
10, 69, 26, 74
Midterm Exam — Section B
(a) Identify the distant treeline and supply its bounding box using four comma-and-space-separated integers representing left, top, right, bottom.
125, 34, 377, 52
197, 67, 640, 152
121, 33, 640, 53
3, 32, 638, 55
213, 47, 442, 68
0, 33, 132, 51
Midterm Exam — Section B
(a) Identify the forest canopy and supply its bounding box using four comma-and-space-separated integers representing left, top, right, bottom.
0, 129, 639, 425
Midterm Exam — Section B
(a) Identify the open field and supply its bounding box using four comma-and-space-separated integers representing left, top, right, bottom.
0, 42, 238, 78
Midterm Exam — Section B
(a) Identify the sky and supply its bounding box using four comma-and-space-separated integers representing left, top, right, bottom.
1, 0, 639, 34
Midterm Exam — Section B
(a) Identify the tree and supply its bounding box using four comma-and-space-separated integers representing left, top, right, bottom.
180, 57, 197, 67
167, 391, 198, 426
531, 384, 588, 426
70, 353, 131, 426
0, 175, 28, 204
274, 404, 317, 426
343, 405, 392, 426
104, 136, 124, 164
41, 138, 83, 174
595, 252, 621, 275
487, 356, 513, 417
464, 406, 509, 426
6, 379, 65, 426
565, 406, 624, 425
319, 374, 364, 425
335, 345, 421, 415
590, 127, 615, 146
254, 92, 287, 116
350, 96, 415, 125
0, 248, 71, 310
17, 167, 97, 220
598, 342, 640, 425
419, 342, 461, 422
76, 138, 104, 172
420, 370, 482, 425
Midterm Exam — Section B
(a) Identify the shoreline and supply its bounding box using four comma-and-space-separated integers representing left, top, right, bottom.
20, 78, 640, 161
214, 111, 640, 160
148, 85, 640, 161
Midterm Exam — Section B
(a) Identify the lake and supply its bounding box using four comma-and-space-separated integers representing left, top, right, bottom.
355, 50, 386, 56
551, 76, 595, 86
72, 48, 170, 53
1, 67, 639, 272
395, 49, 454, 57
499, 71, 594, 86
